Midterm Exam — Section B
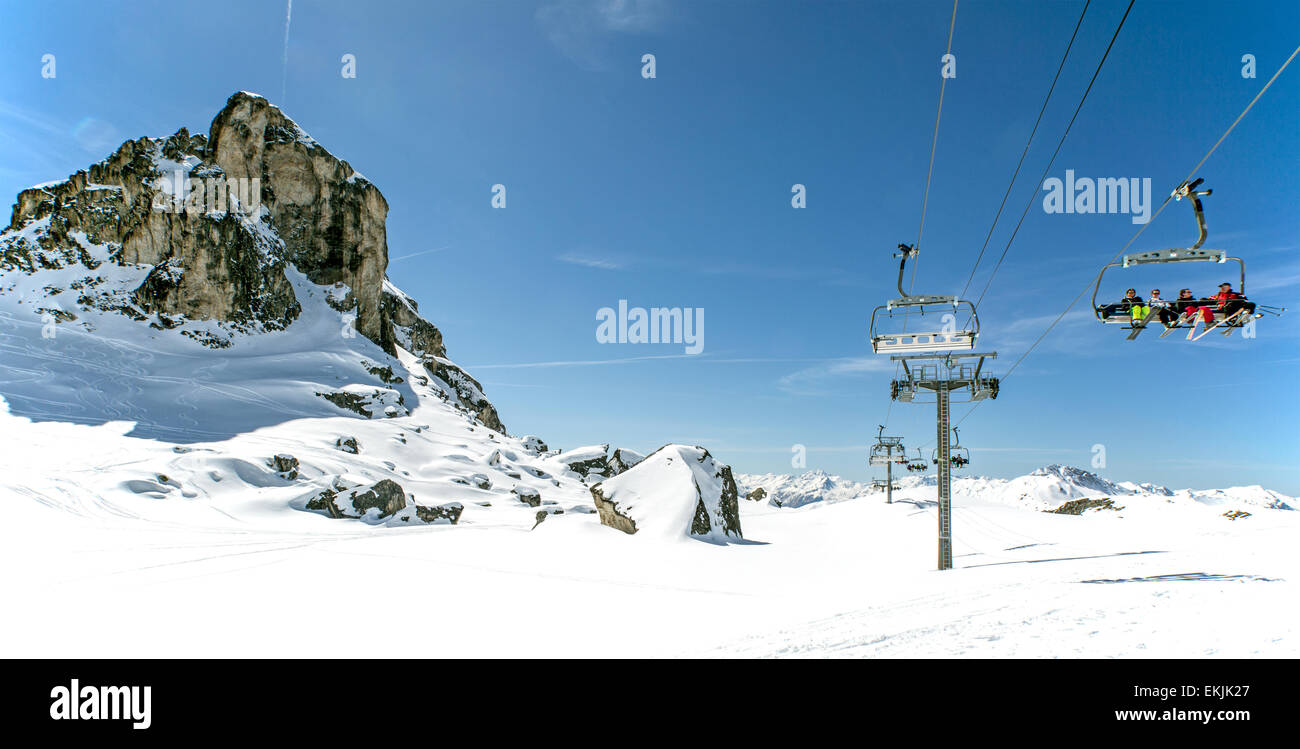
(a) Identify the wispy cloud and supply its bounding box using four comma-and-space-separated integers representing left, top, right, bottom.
536, 0, 670, 70
557, 251, 625, 270
467, 352, 698, 369
468, 353, 839, 370
1247, 266, 1300, 293
777, 356, 899, 396
0, 99, 117, 180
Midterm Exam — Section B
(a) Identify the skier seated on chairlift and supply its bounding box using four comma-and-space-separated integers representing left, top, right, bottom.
1143, 289, 1173, 327
1100, 288, 1147, 321
1209, 282, 1256, 321
1166, 287, 1213, 326
950, 454, 969, 467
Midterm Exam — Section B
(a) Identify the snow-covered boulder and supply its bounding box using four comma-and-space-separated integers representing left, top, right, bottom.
305, 478, 407, 520
554, 444, 611, 481
590, 445, 742, 542
520, 435, 548, 455
415, 502, 463, 524
512, 485, 542, 507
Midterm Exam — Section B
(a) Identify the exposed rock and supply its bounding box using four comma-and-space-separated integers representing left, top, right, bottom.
609, 448, 645, 475
520, 435, 548, 455
555, 444, 610, 481
424, 357, 505, 433
271, 453, 299, 480
416, 502, 464, 524
335, 436, 360, 454
305, 478, 407, 520
0, 92, 477, 365
206, 92, 392, 350
531, 506, 564, 530
362, 360, 403, 385
512, 485, 542, 507
1047, 497, 1123, 515
745, 487, 767, 502
315, 387, 406, 418
305, 487, 344, 518
2, 128, 300, 345
383, 286, 446, 359
347, 479, 407, 518
590, 445, 742, 541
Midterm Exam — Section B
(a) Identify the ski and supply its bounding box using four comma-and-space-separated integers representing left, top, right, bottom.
1126, 308, 1161, 340
1160, 313, 1191, 338
1192, 309, 1247, 341
1222, 311, 1264, 337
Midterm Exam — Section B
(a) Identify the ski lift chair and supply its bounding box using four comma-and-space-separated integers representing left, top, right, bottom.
1091, 181, 1283, 340
870, 244, 980, 354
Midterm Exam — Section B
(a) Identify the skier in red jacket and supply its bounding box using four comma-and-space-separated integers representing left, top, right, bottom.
1208, 282, 1256, 320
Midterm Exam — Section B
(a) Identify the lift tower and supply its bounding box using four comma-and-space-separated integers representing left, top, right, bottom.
867, 425, 906, 504
889, 351, 1000, 570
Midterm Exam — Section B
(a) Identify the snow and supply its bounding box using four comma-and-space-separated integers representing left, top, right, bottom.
1, 263, 1294, 656
1, 435, 1294, 657
1, 169, 1295, 657
591, 444, 740, 542
553, 444, 609, 464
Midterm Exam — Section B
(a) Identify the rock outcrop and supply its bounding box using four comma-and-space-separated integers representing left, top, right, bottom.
1, 91, 509, 433
306, 478, 407, 520
609, 448, 645, 475
590, 445, 742, 542
424, 357, 505, 433
1046, 497, 1123, 515
3, 127, 300, 341
205, 93, 392, 348
555, 444, 611, 481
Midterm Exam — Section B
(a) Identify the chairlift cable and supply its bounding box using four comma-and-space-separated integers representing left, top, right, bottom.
1002, 40, 1300, 383
959, 0, 1091, 300
913, 0, 959, 289
932, 41, 1300, 445
970, 0, 1135, 311
884, 0, 959, 431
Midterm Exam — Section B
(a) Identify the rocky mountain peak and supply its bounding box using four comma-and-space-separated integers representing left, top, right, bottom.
0, 92, 505, 433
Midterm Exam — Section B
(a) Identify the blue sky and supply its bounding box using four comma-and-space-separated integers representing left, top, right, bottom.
3, 0, 1298, 492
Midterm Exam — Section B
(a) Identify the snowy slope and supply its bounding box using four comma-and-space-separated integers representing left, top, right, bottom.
2, 453, 1295, 658
1, 93, 1294, 659
0, 233, 599, 527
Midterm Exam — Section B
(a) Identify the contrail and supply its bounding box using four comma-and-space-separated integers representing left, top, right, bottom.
280, 0, 293, 105
389, 245, 451, 262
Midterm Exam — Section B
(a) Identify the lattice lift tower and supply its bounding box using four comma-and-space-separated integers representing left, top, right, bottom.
869, 243, 999, 570
868, 425, 906, 504
889, 352, 999, 569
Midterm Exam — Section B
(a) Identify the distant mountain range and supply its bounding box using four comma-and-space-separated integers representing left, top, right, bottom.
736, 465, 1295, 513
